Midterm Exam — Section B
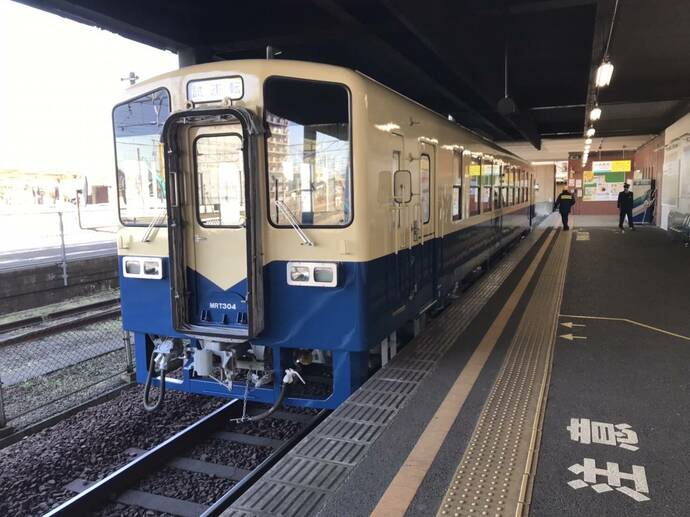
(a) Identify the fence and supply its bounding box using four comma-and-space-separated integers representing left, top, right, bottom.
1, 204, 117, 248
0, 315, 133, 430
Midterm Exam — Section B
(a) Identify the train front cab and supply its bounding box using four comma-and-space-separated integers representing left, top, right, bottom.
116, 67, 373, 410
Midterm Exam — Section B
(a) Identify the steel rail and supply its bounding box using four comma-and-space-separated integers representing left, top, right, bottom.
0, 306, 121, 347
201, 409, 329, 517
0, 298, 120, 334
45, 399, 243, 517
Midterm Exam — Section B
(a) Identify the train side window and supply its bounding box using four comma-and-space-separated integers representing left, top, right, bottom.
264, 77, 352, 227
393, 169, 412, 203
420, 154, 431, 224
393, 150, 401, 172
513, 168, 520, 205
469, 154, 481, 216
481, 157, 493, 212
452, 151, 462, 220
521, 170, 527, 203
493, 161, 503, 209
195, 134, 245, 227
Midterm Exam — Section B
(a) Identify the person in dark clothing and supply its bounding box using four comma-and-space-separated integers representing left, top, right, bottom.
554, 188, 576, 230
617, 183, 635, 232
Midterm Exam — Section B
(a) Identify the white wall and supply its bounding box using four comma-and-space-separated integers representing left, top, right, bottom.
533, 165, 556, 215
661, 112, 690, 228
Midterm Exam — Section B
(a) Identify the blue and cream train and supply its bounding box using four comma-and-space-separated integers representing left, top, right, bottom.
113, 59, 534, 410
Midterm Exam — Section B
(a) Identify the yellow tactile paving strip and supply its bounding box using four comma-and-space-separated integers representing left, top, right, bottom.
437, 230, 571, 517
371, 231, 557, 517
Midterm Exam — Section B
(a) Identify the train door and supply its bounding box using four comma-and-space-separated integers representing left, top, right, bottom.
164, 107, 264, 339
187, 125, 249, 330
418, 143, 436, 303
391, 135, 411, 312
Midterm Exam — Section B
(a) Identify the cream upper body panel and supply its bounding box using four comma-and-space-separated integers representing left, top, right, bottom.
115, 60, 529, 264
359, 74, 530, 260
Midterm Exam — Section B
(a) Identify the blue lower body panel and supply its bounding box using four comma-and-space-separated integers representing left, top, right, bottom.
121, 209, 531, 409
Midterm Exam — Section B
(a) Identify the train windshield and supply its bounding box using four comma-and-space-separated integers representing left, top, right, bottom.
113, 88, 171, 226
265, 78, 352, 227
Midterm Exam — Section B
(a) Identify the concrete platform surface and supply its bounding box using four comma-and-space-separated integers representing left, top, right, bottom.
530, 227, 690, 516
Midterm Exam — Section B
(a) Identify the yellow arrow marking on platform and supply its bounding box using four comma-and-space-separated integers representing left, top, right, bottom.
560, 322, 586, 329
560, 333, 587, 341
559, 314, 690, 342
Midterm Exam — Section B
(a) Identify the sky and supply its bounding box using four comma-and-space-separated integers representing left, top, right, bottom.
0, 0, 178, 183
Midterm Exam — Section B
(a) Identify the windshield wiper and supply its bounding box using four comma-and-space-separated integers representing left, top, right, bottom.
141, 208, 167, 242
272, 199, 314, 246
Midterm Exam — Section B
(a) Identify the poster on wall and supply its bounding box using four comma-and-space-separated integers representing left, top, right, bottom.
583, 160, 631, 201
632, 178, 655, 224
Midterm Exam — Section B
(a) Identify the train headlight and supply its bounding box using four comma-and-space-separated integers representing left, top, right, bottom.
287, 262, 338, 287
122, 256, 163, 280
290, 266, 310, 282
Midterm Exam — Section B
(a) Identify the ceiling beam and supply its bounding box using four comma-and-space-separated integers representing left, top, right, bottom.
209, 23, 399, 55
478, 0, 596, 16
374, 0, 541, 149
15, 0, 188, 51
312, 0, 515, 141
582, 0, 617, 136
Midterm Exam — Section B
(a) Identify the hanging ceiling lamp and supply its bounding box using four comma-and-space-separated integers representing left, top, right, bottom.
590, 104, 602, 121
595, 60, 614, 88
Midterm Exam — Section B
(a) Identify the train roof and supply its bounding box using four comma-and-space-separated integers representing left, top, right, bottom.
126, 59, 527, 165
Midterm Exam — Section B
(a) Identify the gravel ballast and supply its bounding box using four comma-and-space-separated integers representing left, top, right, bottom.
0, 385, 318, 516
0, 387, 224, 517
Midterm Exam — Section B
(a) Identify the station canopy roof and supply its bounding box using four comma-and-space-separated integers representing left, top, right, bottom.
17, 0, 690, 150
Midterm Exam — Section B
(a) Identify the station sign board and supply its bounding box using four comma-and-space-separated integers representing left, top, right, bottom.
592, 160, 631, 173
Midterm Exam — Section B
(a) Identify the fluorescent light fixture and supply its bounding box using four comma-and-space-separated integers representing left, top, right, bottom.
586, 127, 596, 137
595, 60, 614, 87
590, 106, 602, 121
585, 138, 592, 145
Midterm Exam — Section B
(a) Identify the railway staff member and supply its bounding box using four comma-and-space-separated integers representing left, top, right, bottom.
617, 183, 635, 232
554, 188, 576, 230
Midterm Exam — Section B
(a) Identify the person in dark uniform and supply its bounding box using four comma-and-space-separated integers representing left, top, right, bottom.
554, 188, 576, 230
617, 183, 635, 232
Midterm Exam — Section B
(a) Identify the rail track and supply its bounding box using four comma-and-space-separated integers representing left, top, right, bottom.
0, 298, 120, 347
45, 400, 326, 516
